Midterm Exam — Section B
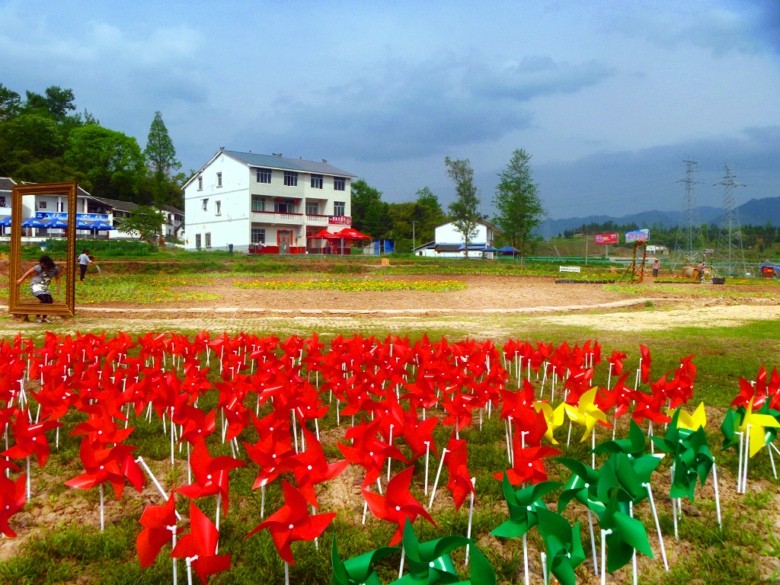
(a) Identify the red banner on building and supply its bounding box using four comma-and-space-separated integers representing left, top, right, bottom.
329, 215, 352, 225
594, 233, 618, 245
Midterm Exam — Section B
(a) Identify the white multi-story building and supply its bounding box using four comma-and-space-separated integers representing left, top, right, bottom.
183, 149, 355, 253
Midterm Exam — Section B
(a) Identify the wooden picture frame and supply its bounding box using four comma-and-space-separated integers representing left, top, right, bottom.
9, 182, 77, 318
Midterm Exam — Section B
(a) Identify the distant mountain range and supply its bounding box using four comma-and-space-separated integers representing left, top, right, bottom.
540, 197, 780, 238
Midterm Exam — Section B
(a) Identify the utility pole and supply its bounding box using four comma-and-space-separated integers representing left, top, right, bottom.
412, 221, 416, 255
716, 164, 747, 276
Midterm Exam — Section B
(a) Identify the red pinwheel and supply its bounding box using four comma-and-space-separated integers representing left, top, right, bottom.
246, 480, 335, 563
443, 436, 475, 510
0, 468, 26, 537
176, 437, 246, 514
639, 344, 652, 384
608, 350, 627, 376
65, 437, 145, 498
4, 407, 62, 468
172, 502, 231, 583
289, 428, 348, 508
244, 414, 295, 489
402, 415, 439, 460
339, 419, 407, 487
363, 466, 435, 545
137, 493, 178, 569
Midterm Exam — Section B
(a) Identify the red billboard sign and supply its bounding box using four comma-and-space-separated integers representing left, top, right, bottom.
328, 215, 352, 225
594, 233, 618, 245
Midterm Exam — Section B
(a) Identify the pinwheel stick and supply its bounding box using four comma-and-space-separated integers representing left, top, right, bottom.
284, 560, 290, 585
630, 502, 638, 585
428, 447, 448, 509
100, 484, 105, 532
767, 442, 778, 479
465, 477, 476, 566
387, 425, 394, 483
600, 529, 613, 585
541, 551, 547, 585
643, 483, 668, 571
424, 441, 430, 496
398, 545, 405, 578
711, 459, 722, 528
523, 532, 529, 585
588, 509, 598, 576
736, 431, 745, 493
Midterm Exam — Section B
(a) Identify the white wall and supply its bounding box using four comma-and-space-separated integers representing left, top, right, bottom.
434, 222, 490, 244
185, 154, 250, 250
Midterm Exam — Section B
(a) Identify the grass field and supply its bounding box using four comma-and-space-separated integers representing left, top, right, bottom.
0, 257, 778, 584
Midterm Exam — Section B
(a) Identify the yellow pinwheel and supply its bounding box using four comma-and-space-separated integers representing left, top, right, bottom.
670, 402, 707, 431
534, 401, 566, 444
563, 388, 610, 442
739, 398, 780, 457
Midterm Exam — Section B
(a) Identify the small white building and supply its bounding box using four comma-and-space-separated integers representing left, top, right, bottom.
183, 149, 356, 254
0, 177, 183, 241
414, 220, 498, 259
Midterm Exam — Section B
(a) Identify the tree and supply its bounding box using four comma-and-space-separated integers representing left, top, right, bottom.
144, 111, 182, 206
0, 84, 21, 121
350, 179, 391, 239
493, 149, 545, 255
445, 157, 480, 259
117, 205, 165, 242
23, 86, 76, 121
64, 125, 146, 200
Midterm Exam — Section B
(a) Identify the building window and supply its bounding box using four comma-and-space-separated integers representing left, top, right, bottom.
252, 196, 265, 212
216, 172, 222, 187
310, 174, 323, 189
205, 233, 212, 248
275, 198, 294, 213
334, 177, 346, 191
284, 171, 298, 186
198, 176, 203, 190
215, 201, 221, 216
251, 228, 266, 244
0, 196, 5, 207
306, 201, 319, 215
256, 168, 271, 183
39, 201, 47, 209
202, 198, 208, 211
195, 234, 201, 248
334, 201, 345, 216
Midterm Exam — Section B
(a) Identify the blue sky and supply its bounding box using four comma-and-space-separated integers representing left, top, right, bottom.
1, 0, 779, 219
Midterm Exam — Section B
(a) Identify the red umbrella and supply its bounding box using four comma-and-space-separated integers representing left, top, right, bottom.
334, 227, 371, 240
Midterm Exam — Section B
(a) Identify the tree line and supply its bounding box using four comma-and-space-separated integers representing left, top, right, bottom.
0, 83, 183, 208
351, 148, 546, 256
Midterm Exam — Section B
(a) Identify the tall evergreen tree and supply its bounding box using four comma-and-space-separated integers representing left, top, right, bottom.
144, 111, 181, 206
493, 148, 545, 255
445, 157, 480, 259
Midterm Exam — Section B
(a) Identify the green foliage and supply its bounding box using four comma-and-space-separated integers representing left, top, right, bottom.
116, 205, 166, 242
64, 125, 146, 200
493, 148, 545, 255
350, 179, 391, 239
144, 111, 182, 207
445, 156, 480, 258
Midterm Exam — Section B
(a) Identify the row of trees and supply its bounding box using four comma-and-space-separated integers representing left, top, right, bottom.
0, 83, 183, 207
350, 149, 547, 256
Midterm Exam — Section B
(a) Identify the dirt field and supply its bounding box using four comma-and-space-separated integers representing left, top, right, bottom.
2, 273, 778, 337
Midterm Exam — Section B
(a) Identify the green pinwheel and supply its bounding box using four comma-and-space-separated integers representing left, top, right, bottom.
653, 409, 714, 500
592, 419, 647, 460
720, 406, 742, 452
393, 518, 496, 584
491, 474, 562, 538
332, 535, 399, 585
598, 452, 660, 507
535, 508, 585, 585
557, 458, 604, 514
598, 493, 654, 574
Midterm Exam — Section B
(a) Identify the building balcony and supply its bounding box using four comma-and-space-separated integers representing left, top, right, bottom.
252, 210, 305, 225
307, 214, 330, 225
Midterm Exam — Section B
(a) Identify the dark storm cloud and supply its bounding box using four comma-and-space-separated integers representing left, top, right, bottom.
234, 52, 613, 163
535, 126, 780, 218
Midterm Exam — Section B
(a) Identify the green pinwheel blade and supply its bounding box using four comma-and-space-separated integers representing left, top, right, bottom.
491, 477, 559, 538
536, 508, 585, 585
557, 458, 602, 513
600, 496, 654, 574
333, 534, 400, 585
446, 546, 497, 585
720, 407, 744, 451
402, 518, 470, 583
593, 420, 646, 458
